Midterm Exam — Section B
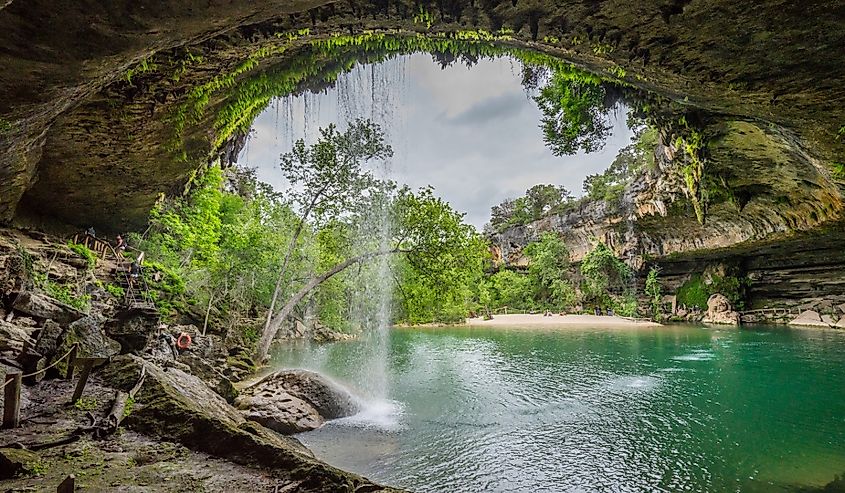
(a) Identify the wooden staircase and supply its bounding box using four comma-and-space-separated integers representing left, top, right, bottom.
74, 233, 158, 317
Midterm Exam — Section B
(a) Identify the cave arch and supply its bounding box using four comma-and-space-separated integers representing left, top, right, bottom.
0, 1, 842, 232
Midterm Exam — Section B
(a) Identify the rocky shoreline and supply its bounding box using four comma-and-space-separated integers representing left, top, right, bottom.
0, 227, 397, 492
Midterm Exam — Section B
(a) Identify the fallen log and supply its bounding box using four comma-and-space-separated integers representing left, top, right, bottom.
94, 365, 145, 438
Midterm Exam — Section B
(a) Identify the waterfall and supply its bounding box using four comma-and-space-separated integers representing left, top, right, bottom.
263, 55, 409, 418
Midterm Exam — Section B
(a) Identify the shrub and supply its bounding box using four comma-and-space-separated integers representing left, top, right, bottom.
42, 280, 91, 312
105, 283, 125, 298
676, 274, 709, 310
67, 242, 97, 269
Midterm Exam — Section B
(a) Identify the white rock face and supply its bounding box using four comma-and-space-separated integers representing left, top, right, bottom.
788, 310, 829, 327
703, 293, 740, 325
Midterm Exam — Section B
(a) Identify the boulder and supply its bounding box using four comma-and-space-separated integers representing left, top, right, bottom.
836, 318, 845, 329
837, 303, 845, 315
11, 291, 84, 325
235, 388, 325, 434
239, 370, 360, 422
0, 319, 36, 353
101, 355, 394, 491
33, 319, 63, 358
312, 324, 356, 343
106, 310, 159, 353
52, 316, 120, 376
702, 294, 740, 326
788, 310, 830, 327
821, 314, 837, 325
0, 448, 40, 479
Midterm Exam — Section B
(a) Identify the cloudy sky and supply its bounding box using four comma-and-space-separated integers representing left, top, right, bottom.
238, 53, 632, 228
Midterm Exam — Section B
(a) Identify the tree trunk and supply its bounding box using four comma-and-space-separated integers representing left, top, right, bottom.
260, 218, 307, 347
202, 293, 214, 336
255, 249, 401, 362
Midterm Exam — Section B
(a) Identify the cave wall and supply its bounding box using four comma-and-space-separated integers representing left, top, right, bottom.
1, 0, 844, 231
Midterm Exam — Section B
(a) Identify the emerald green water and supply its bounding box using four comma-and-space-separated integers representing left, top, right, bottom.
270, 325, 845, 492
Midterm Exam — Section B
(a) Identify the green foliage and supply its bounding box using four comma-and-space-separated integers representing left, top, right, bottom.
125, 56, 158, 84
413, 6, 436, 28
673, 123, 709, 224
42, 279, 91, 312
613, 293, 639, 317
584, 124, 657, 206
143, 260, 188, 319
484, 269, 534, 311
579, 241, 631, 306
394, 187, 489, 324
833, 162, 845, 180
0, 117, 12, 134
676, 272, 747, 310
168, 29, 625, 162
535, 69, 618, 156
105, 283, 125, 298
123, 396, 135, 418
676, 274, 709, 310
524, 232, 576, 310
489, 184, 574, 232
67, 241, 97, 269
644, 267, 663, 320
74, 397, 98, 411
24, 460, 47, 476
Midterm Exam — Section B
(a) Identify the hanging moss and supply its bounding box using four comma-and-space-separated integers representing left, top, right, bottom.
673, 123, 709, 224
161, 29, 625, 159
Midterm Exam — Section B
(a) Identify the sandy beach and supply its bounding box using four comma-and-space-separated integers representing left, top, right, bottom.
459, 313, 661, 328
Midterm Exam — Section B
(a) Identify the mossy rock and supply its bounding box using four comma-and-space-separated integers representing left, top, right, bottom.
101, 355, 401, 492
0, 448, 41, 479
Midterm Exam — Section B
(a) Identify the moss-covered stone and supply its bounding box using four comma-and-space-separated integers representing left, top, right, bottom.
101, 355, 402, 492
0, 448, 41, 479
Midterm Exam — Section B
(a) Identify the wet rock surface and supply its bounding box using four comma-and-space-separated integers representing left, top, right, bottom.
235, 369, 360, 434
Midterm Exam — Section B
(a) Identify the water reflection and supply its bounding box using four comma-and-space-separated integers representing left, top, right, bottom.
271, 325, 845, 492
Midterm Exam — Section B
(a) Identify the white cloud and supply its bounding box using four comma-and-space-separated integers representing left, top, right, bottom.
239, 53, 633, 229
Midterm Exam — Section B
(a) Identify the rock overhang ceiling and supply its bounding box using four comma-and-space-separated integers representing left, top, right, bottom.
0, 1, 842, 240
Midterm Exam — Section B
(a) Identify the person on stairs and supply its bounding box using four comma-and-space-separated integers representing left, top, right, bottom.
115, 234, 127, 257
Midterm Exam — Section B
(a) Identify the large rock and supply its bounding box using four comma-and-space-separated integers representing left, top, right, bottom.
106, 310, 159, 353
268, 370, 360, 420
52, 316, 120, 376
702, 294, 740, 326
235, 388, 325, 434
234, 370, 360, 434
101, 355, 396, 492
11, 291, 84, 325
32, 319, 63, 358
788, 310, 830, 328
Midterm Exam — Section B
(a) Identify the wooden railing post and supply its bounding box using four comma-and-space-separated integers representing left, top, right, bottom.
3, 372, 22, 429
66, 345, 78, 380
57, 474, 76, 493
71, 359, 95, 404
